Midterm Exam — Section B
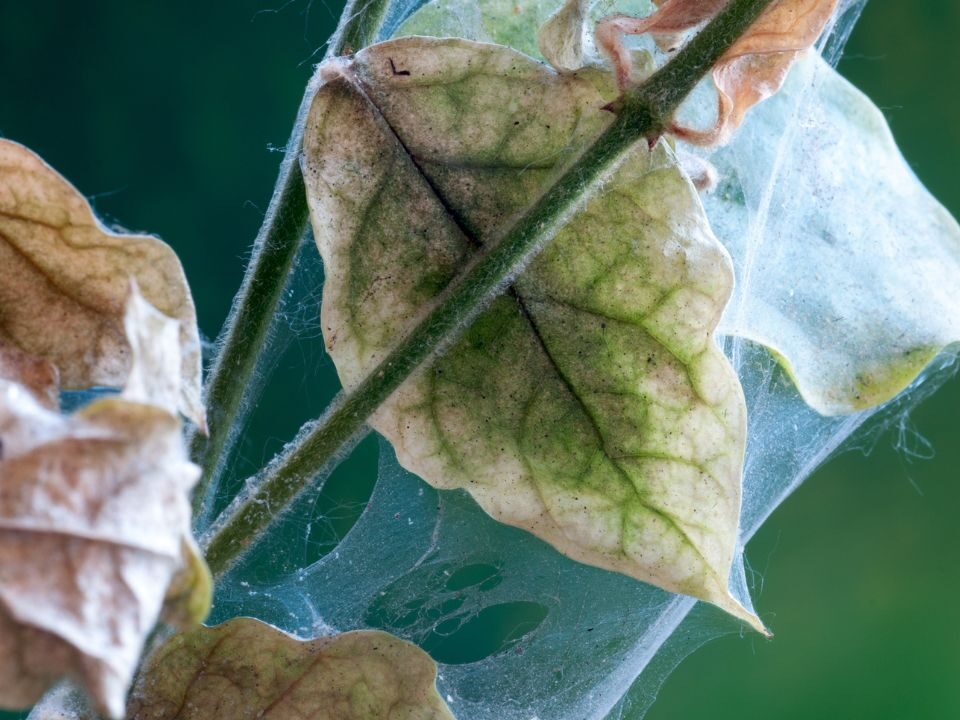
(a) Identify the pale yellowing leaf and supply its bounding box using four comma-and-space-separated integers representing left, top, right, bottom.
396, 0, 561, 59
395, 0, 656, 64
0, 140, 205, 429
303, 37, 763, 632
126, 618, 454, 720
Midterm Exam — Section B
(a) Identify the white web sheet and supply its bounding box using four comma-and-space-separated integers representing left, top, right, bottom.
205, 1, 959, 718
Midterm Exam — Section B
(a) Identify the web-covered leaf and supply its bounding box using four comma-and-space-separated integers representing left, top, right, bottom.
708, 51, 960, 413
302, 37, 761, 630
0, 139, 205, 429
395, 0, 654, 64
209, 1, 958, 719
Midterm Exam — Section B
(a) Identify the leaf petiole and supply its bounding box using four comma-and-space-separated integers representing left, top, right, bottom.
189, 0, 396, 522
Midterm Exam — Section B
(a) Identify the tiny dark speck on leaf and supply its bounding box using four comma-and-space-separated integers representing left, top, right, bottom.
388, 58, 411, 76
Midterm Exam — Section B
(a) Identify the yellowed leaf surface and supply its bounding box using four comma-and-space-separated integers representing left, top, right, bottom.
0, 139, 204, 428
303, 38, 762, 632
126, 618, 455, 720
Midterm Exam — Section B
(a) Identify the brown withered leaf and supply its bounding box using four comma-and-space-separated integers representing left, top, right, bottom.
126, 618, 455, 720
0, 288, 209, 717
596, 0, 838, 144
0, 389, 206, 718
0, 139, 204, 429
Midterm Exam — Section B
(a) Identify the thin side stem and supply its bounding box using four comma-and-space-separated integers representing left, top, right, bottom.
189, 0, 395, 519
202, 0, 778, 576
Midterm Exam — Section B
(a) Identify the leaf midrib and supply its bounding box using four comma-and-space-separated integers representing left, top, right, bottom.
349, 69, 719, 577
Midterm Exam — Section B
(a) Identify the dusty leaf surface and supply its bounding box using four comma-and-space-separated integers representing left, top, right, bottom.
303, 37, 760, 630
0, 289, 209, 718
0, 140, 204, 428
126, 618, 454, 720
709, 53, 960, 413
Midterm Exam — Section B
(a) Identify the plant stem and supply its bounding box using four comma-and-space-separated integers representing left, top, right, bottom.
201, 0, 778, 576
189, 0, 395, 520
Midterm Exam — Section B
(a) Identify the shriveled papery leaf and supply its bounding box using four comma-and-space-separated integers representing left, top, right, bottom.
538, 0, 589, 71
596, 0, 838, 144
396, 0, 654, 64
0, 342, 59, 410
126, 618, 454, 720
0, 296, 209, 718
303, 37, 762, 631
595, 0, 727, 82
703, 52, 960, 413
121, 283, 184, 419
0, 140, 204, 429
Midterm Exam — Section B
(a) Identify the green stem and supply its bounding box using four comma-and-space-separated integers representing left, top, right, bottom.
201, 0, 778, 576
189, 0, 395, 520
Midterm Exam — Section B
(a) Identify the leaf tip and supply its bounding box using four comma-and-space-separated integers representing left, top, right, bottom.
716, 591, 770, 637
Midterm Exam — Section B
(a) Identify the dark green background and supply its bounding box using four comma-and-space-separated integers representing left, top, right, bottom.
1, 2, 958, 718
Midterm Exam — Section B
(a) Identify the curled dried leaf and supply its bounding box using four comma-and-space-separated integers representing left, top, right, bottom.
537, 0, 589, 72
596, 0, 728, 87
0, 140, 205, 429
121, 282, 185, 419
303, 37, 763, 632
126, 618, 455, 720
596, 0, 838, 144
0, 288, 209, 717
0, 392, 204, 717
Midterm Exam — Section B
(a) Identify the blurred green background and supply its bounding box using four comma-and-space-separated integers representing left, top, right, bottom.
1, 1, 958, 718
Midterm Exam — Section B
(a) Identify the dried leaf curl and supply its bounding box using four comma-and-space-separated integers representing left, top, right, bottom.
596, 0, 839, 145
